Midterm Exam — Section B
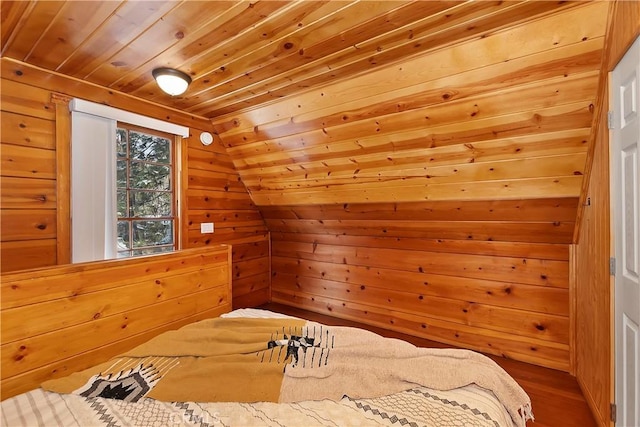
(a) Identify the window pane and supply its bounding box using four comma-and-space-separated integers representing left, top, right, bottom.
117, 221, 130, 249
131, 220, 173, 248
117, 160, 127, 188
129, 191, 172, 217
129, 162, 171, 190
129, 131, 170, 164
115, 123, 176, 259
116, 128, 127, 158
117, 191, 127, 218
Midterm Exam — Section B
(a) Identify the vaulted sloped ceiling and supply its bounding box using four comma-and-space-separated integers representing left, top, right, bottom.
211, 2, 607, 240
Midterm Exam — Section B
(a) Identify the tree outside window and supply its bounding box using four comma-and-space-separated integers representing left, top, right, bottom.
116, 124, 176, 258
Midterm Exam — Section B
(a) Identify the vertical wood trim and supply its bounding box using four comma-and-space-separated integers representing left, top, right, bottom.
574, 2, 638, 425
268, 231, 272, 303
228, 244, 233, 301
179, 135, 189, 250
570, 243, 576, 375
573, 1, 616, 244
51, 93, 72, 265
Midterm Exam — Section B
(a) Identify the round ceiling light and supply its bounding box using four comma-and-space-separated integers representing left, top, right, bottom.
152, 68, 192, 96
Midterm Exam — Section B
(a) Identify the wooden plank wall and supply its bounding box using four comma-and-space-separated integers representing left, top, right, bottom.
264, 201, 574, 371
212, 3, 608, 371
182, 129, 270, 308
575, 2, 640, 426
0, 79, 58, 271
0, 245, 232, 399
0, 63, 270, 307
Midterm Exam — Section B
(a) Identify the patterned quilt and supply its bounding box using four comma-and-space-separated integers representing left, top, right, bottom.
1, 309, 531, 427
1, 384, 515, 427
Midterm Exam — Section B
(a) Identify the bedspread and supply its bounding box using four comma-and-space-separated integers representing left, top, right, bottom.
41, 317, 532, 427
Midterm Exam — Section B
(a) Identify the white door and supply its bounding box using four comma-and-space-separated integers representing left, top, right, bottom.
613, 35, 640, 427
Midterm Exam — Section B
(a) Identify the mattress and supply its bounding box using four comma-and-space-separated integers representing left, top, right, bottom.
1, 309, 526, 427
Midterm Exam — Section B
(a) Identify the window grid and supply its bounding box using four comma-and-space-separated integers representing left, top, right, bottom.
116, 123, 177, 258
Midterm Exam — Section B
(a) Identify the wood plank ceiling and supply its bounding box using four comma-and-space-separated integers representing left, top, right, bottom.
1, 1, 594, 117
0, 0, 607, 234
1, 0, 611, 369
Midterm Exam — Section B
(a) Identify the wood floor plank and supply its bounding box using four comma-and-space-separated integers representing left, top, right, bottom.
259, 302, 596, 427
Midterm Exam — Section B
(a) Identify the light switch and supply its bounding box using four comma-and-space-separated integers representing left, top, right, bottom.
201, 222, 214, 234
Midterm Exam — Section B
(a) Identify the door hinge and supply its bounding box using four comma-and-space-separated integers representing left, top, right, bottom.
610, 403, 617, 423
608, 111, 614, 129
610, 257, 616, 276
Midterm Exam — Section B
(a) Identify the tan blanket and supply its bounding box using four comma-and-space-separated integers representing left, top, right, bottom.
43, 317, 533, 427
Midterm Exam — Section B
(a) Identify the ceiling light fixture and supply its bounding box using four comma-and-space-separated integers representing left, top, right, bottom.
152, 67, 191, 96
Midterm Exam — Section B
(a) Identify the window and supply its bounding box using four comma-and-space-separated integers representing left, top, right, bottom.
116, 123, 177, 258
70, 98, 188, 263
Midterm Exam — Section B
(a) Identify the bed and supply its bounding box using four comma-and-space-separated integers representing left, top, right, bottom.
1, 307, 533, 427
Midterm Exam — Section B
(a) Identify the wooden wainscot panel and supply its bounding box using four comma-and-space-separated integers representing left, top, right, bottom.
1, 306, 229, 399
1, 246, 230, 309
0, 246, 232, 399
271, 291, 570, 372
1, 266, 229, 343
1, 287, 229, 379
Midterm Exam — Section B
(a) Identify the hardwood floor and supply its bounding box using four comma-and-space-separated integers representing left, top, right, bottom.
259, 302, 597, 427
